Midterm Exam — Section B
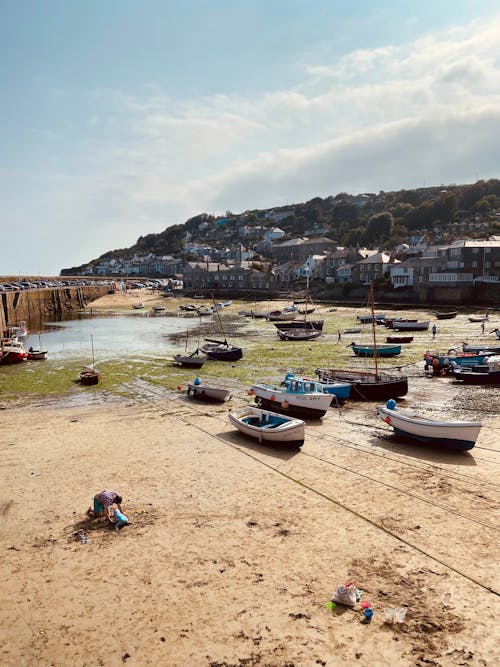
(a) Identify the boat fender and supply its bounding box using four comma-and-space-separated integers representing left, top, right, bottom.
282, 401, 289, 409
386, 399, 397, 410
187, 387, 191, 396
270, 394, 275, 402
247, 388, 254, 395
384, 416, 392, 424
432, 358, 440, 367
194, 377, 202, 385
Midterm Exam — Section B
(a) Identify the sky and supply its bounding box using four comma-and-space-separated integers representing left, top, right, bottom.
1, 1, 500, 275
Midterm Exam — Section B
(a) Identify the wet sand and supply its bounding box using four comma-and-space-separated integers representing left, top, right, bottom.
1, 293, 499, 666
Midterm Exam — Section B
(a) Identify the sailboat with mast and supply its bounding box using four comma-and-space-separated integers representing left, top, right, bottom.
173, 330, 208, 368
315, 283, 408, 400
277, 271, 322, 340
200, 296, 243, 361
79, 334, 102, 385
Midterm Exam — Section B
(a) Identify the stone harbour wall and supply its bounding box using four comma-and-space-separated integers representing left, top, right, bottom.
1, 285, 108, 333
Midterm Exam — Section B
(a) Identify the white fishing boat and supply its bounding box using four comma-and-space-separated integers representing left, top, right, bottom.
186, 378, 231, 402
377, 400, 482, 451
228, 406, 305, 447
250, 375, 332, 419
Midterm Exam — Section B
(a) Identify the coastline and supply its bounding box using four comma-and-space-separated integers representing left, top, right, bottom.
1, 291, 499, 666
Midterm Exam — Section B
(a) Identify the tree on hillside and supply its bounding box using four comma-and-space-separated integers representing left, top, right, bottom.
363, 212, 394, 245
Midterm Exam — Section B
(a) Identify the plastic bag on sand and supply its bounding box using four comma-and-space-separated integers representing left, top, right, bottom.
384, 607, 407, 623
332, 583, 357, 607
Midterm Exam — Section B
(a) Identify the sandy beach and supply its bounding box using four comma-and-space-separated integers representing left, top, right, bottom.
1, 293, 499, 666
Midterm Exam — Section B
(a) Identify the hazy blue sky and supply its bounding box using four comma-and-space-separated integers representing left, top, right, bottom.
2, 1, 500, 275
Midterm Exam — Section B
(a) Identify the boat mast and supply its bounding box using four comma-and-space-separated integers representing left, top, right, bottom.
211, 293, 227, 342
91, 333, 95, 368
370, 283, 379, 380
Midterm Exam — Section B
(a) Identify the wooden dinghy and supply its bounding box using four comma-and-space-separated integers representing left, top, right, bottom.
228, 406, 305, 447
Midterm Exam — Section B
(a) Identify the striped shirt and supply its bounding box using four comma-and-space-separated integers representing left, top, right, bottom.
97, 490, 120, 509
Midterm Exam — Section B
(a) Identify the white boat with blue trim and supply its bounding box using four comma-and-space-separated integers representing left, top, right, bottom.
228, 406, 305, 447
377, 400, 482, 452
250, 376, 332, 419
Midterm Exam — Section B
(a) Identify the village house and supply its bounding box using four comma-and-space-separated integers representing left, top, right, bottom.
182, 262, 276, 292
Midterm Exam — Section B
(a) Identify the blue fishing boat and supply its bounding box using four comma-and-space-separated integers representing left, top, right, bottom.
424, 349, 489, 372
349, 343, 401, 358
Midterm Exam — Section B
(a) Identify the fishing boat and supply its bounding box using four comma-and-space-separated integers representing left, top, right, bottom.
377, 399, 482, 451
186, 378, 231, 402
132, 302, 145, 309
451, 355, 500, 385
273, 320, 324, 331
250, 376, 332, 419
223, 300, 232, 307
357, 313, 386, 324
151, 305, 166, 313
424, 349, 489, 372
349, 342, 401, 358
344, 327, 361, 334
493, 329, 500, 339
285, 373, 351, 404
173, 331, 208, 368
462, 341, 500, 355
386, 336, 413, 344
435, 311, 458, 320
79, 335, 101, 385
0, 336, 28, 364
278, 281, 322, 340
228, 406, 305, 447
468, 315, 488, 323
315, 283, 408, 401
278, 328, 322, 341
383, 318, 418, 329
392, 320, 430, 331
27, 349, 48, 360
267, 310, 298, 322
3, 322, 30, 339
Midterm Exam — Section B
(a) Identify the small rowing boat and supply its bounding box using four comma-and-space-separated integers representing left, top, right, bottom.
377, 399, 482, 451
228, 407, 305, 447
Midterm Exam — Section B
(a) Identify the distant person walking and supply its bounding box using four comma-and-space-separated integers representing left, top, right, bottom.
481, 321, 485, 334
432, 324, 437, 338
337, 330, 342, 342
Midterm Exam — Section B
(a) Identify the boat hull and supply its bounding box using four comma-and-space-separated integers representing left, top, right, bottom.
251, 383, 332, 419
187, 382, 230, 402
315, 369, 408, 401
278, 329, 322, 341
228, 407, 305, 447
201, 340, 243, 361
435, 312, 458, 319
79, 371, 101, 385
452, 368, 500, 384
273, 320, 324, 331
173, 354, 207, 368
351, 344, 401, 357
393, 321, 430, 331
377, 406, 481, 451
386, 336, 413, 344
